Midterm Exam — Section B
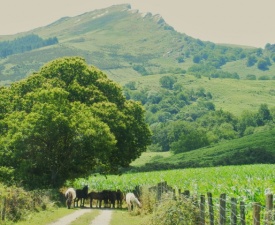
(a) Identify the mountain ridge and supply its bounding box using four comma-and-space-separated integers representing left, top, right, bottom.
0, 3, 274, 85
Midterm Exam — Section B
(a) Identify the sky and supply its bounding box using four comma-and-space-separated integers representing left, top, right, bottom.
1, 0, 275, 48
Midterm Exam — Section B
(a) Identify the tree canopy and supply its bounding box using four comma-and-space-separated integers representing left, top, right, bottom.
0, 57, 151, 189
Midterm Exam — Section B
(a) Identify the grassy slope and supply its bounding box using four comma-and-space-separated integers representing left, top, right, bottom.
118, 72, 275, 116
0, 4, 187, 83
177, 75, 275, 115
1, 5, 275, 117
130, 128, 275, 170
222, 59, 275, 79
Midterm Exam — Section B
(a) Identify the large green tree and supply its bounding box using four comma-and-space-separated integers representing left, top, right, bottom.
0, 57, 151, 189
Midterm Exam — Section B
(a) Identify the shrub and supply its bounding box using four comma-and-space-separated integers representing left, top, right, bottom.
246, 74, 256, 80
140, 186, 157, 215
148, 197, 200, 225
0, 185, 61, 223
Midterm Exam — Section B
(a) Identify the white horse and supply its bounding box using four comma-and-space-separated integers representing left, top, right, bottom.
125, 192, 141, 211
65, 188, 76, 209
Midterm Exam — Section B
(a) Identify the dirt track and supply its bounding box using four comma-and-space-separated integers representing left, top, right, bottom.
47, 208, 113, 225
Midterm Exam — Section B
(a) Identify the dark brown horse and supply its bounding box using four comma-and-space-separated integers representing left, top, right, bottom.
88, 190, 123, 208
74, 185, 88, 207
116, 189, 124, 209
88, 191, 105, 208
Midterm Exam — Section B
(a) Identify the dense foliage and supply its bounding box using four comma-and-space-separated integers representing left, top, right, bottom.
0, 34, 58, 58
0, 57, 151, 189
124, 76, 275, 153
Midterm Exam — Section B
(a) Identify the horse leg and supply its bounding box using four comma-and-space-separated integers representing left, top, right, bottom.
90, 198, 93, 208
74, 198, 78, 208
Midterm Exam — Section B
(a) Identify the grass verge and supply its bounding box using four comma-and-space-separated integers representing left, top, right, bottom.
70, 209, 100, 225
16, 207, 78, 225
110, 210, 151, 225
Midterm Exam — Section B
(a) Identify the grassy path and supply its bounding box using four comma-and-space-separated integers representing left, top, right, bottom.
47, 208, 94, 225
16, 206, 150, 225
90, 209, 113, 225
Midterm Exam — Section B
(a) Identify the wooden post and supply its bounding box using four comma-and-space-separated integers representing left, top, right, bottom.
157, 182, 162, 201
178, 189, 181, 200
265, 194, 273, 225
1, 197, 6, 221
163, 181, 167, 192
253, 202, 261, 225
231, 197, 237, 225
240, 201, 246, 225
207, 192, 214, 225
183, 190, 190, 198
200, 195, 205, 225
219, 193, 226, 225
172, 189, 176, 200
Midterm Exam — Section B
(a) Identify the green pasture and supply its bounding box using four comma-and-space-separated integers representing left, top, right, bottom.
222, 59, 275, 80
75, 164, 275, 207
130, 151, 172, 167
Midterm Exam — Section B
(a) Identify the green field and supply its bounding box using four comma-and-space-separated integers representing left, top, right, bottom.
73, 164, 275, 208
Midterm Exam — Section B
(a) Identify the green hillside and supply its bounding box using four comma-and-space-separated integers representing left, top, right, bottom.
1, 4, 275, 168
130, 128, 275, 171
1, 4, 274, 85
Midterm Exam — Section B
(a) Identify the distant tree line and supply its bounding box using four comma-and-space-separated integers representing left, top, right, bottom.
187, 64, 240, 79
0, 34, 58, 58
181, 37, 275, 73
245, 44, 275, 71
124, 76, 275, 154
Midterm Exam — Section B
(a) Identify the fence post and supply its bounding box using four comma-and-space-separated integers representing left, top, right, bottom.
219, 193, 226, 225
163, 181, 167, 192
231, 197, 237, 225
178, 189, 181, 200
157, 182, 162, 201
200, 195, 205, 225
1, 197, 6, 221
183, 190, 190, 198
172, 189, 176, 200
253, 202, 261, 225
265, 194, 273, 225
207, 192, 214, 225
240, 201, 246, 225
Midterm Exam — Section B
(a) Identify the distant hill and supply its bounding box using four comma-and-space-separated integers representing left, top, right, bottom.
0, 4, 274, 84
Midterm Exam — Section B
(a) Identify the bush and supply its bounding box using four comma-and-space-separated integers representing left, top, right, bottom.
246, 74, 256, 80
257, 59, 269, 71
0, 185, 61, 223
258, 75, 270, 80
148, 197, 200, 225
140, 186, 157, 215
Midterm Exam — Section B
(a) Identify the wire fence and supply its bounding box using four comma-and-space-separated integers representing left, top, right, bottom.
148, 181, 274, 225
